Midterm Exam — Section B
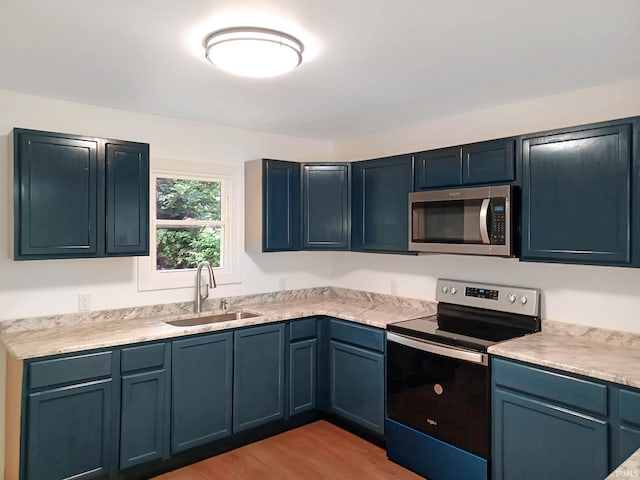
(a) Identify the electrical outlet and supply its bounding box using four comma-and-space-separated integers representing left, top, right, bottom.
279, 277, 286, 291
78, 293, 91, 312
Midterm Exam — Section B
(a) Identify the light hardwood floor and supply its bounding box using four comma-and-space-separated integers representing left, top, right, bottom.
154, 420, 422, 479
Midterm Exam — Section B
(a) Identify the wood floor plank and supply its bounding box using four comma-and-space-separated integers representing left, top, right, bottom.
154, 421, 422, 479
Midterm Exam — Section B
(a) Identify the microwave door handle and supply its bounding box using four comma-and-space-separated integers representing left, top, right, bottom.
479, 198, 491, 244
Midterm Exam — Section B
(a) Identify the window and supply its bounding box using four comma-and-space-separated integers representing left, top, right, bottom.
138, 162, 241, 291
155, 176, 225, 270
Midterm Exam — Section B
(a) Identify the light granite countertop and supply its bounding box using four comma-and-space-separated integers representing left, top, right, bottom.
607, 448, 640, 479
489, 322, 640, 389
0, 288, 435, 360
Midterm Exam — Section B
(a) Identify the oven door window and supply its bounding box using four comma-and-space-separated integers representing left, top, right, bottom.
411, 199, 483, 244
386, 340, 490, 458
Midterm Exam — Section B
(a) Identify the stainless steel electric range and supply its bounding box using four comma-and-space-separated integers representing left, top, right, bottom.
385, 279, 541, 480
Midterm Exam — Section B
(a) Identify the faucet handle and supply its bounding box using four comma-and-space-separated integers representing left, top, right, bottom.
220, 299, 228, 310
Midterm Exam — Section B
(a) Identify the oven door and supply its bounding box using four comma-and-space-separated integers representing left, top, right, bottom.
386, 332, 490, 459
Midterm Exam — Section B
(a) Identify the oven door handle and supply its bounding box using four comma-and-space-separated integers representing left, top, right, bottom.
387, 332, 489, 366
479, 198, 491, 245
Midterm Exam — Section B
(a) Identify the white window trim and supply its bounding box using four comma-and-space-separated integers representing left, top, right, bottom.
137, 159, 242, 292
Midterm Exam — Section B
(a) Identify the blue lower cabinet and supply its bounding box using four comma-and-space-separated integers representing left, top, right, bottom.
120, 370, 168, 469
171, 332, 233, 453
289, 338, 317, 416
329, 340, 384, 434
492, 387, 608, 480
613, 386, 640, 468
26, 379, 114, 480
234, 324, 286, 432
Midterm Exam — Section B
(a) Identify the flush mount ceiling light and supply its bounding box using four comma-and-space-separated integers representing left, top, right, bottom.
203, 27, 304, 78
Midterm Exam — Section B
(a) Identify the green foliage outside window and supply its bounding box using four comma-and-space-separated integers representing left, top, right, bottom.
155, 178, 223, 270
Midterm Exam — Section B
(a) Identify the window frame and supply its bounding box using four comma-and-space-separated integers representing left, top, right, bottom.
137, 161, 241, 292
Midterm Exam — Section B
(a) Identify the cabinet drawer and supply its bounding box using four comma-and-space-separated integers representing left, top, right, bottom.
492, 358, 607, 416
29, 351, 112, 389
121, 343, 166, 373
330, 319, 384, 352
619, 388, 640, 425
290, 318, 317, 341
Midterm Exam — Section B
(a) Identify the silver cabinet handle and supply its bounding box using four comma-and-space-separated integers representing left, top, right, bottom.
479, 198, 490, 245
387, 332, 488, 366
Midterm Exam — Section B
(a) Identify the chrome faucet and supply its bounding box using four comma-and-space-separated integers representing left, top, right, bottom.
194, 261, 216, 313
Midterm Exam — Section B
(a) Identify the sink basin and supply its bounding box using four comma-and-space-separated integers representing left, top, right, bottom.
165, 311, 260, 327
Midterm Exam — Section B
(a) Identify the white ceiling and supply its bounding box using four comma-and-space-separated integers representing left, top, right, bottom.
1, 0, 639, 140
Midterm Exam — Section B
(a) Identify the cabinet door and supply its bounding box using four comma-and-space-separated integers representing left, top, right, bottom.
522, 124, 632, 264
463, 139, 515, 185
613, 386, 640, 468
120, 369, 168, 470
414, 147, 461, 190
289, 338, 317, 416
262, 159, 301, 251
234, 324, 285, 432
171, 332, 233, 453
352, 155, 413, 252
26, 379, 113, 480
302, 163, 351, 249
105, 141, 149, 256
329, 340, 384, 435
492, 388, 608, 480
14, 130, 99, 259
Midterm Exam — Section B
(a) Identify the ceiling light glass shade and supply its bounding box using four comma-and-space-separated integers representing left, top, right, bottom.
203, 27, 304, 78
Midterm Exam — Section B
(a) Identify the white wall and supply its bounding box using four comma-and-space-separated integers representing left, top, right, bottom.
330, 77, 640, 333
0, 89, 334, 320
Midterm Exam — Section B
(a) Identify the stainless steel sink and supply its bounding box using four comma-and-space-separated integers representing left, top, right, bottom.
165, 311, 260, 327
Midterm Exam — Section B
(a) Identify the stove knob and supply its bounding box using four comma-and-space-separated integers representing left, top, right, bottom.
450, 287, 457, 295
520, 296, 528, 305
441, 286, 449, 294
508, 293, 517, 303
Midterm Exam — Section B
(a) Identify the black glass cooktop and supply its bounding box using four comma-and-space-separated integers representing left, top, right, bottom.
387, 303, 540, 353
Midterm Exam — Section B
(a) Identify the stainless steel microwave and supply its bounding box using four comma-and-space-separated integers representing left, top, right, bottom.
408, 185, 515, 256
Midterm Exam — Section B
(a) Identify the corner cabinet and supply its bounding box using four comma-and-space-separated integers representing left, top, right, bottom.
12, 128, 149, 260
302, 163, 351, 250
414, 138, 516, 190
521, 119, 638, 266
351, 155, 413, 252
257, 159, 351, 252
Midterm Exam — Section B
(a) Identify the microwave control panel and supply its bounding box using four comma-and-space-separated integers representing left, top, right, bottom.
490, 199, 506, 245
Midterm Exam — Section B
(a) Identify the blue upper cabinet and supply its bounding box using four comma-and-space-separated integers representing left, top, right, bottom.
105, 140, 149, 256
414, 138, 516, 190
463, 139, 515, 185
302, 163, 351, 250
262, 159, 301, 251
414, 147, 461, 190
521, 120, 635, 265
233, 324, 286, 432
352, 155, 413, 252
14, 130, 100, 259
13, 128, 149, 260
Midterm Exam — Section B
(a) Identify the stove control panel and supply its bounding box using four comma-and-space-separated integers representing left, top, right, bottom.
436, 279, 540, 316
